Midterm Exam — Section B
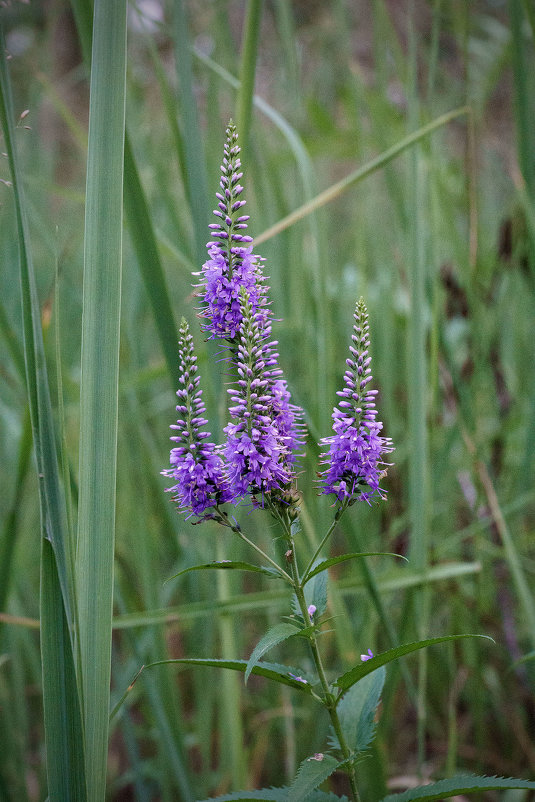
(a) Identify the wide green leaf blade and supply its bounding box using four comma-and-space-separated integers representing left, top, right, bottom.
288, 753, 343, 802
334, 635, 493, 696
245, 623, 302, 683
146, 658, 316, 693
381, 775, 535, 802
75, 2, 127, 799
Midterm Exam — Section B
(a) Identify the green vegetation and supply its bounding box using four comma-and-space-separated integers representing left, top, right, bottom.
0, 1, 534, 799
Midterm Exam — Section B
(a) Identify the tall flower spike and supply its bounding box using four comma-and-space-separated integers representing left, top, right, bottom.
196, 120, 269, 341
163, 319, 229, 517
223, 288, 301, 503
319, 298, 394, 504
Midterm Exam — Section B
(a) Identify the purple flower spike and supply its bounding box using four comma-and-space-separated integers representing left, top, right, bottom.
196, 121, 269, 341
224, 289, 299, 503
319, 298, 394, 504
163, 319, 229, 517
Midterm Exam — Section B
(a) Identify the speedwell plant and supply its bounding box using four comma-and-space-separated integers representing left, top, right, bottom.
160, 123, 532, 802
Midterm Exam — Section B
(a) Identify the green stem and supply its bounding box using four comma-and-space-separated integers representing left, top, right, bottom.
284, 519, 361, 802
214, 506, 293, 583
302, 500, 349, 582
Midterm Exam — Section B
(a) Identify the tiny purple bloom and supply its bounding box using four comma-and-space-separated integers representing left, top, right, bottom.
319, 298, 394, 504
307, 604, 317, 618
361, 648, 374, 662
289, 673, 308, 685
163, 319, 229, 517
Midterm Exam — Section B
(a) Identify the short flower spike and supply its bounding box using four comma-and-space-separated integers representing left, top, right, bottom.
319, 298, 394, 504
163, 319, 229, 517
196, 121, 269, 341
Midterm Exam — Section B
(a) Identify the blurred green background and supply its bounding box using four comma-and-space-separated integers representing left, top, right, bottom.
1, 1, 534, 799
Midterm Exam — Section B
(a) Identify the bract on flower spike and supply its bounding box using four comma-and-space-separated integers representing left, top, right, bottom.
319, 298, 394, 504
196, 120, 269, 341
163, 318, 229, 517
223, 287, 303, 503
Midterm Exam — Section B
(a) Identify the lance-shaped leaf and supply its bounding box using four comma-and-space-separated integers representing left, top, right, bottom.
334, 635, 493, 698
197, 788, 350, 802
303, 552, 406, 585
245, 622, 302, 683
381, 775, 535, 802
288, 752, 344, 802
169, 561, 281, 581
146, 658, 316, 693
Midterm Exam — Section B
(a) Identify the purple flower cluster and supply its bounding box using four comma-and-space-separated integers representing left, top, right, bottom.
196, 121, 269, 341
163, 319, 229, 517
165, 125, 393, 520
319, 299, 393, 504
223, 288, 304, 502
165, 123, 305, 518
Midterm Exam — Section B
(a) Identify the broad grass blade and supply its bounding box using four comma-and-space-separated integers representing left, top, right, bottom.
75, 1, 127, 798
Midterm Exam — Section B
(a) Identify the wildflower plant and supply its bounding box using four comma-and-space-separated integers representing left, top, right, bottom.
161, 123, 502, 802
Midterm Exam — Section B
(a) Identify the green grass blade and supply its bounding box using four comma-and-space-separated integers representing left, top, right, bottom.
123, 134, 181, 389
172, 0, 210, 264
0, 408, 32, 626
0, 21, 86, 800
75, 2, 127, 798
41, 539, 87, 801
237, 0, 264, 154
254, 106, 469, 245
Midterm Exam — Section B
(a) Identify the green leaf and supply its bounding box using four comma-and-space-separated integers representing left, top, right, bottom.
123, 135, 181, 389
245, 623, 302, 683
41, 540, 87, 801
146, 658, 316, 693
303, 553, 406, 584
330, 666, 385, 754
288, 753, 343, 802
381, 775, 535, 802
198, 788, 350, 802
74, 2, 127, 799
334, 635, 493, 696
169, 561, 281, 581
